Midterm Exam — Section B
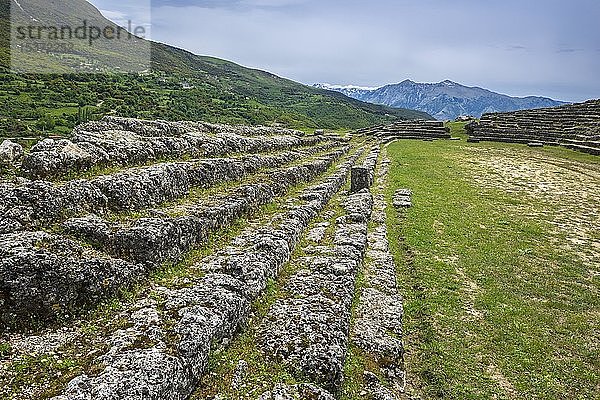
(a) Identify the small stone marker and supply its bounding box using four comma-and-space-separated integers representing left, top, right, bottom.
315, 129, 325, 135
527, 142, 544, 148
351, 166, 370, 193
393, 189, 412, 208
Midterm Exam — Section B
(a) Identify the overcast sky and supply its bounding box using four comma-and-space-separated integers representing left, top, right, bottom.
89, 0, 600, 102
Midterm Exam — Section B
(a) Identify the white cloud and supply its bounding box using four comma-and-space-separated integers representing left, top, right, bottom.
91, 0, 600, 102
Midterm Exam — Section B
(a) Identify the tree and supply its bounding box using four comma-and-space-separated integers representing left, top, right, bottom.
77, 106, 91, 123
36, 115, 56, 131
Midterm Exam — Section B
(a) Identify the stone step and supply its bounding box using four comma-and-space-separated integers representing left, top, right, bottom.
67, 147, 349, 264
559, 139, 600, 148
473, 136, 559, 146
356, 121, 450, 140
349, 150, 405, 399
562, 143, 600, 155
94, 116, 305, 138
0, 143, 342, 236
467, 99, 600, 155
49, 146, 369, 400
0, 147, 353, 332
255, 149, 379, 394
21, 117, 332, 180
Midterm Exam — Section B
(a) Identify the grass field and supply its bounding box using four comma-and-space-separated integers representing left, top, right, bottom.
386, 138, 600, 399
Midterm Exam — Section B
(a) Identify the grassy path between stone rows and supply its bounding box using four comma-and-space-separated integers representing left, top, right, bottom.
386, 138, 600, 400
188, 147, 371, 398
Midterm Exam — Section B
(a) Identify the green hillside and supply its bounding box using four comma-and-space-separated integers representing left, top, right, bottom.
0, 0, 431, 138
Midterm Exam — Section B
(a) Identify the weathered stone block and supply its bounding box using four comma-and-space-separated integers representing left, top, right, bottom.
51, 150, 364, 400
0, 140, 23, 166
351, 166, 370, 193
393, 189, 412, 208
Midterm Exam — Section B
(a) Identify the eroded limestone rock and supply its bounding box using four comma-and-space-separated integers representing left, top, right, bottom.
0, 140, 23, 166
393, 189, 412, 208
258, 383, 335, 400
0, 231, 144, 331
21, 117, 335, 179
50, 150, 363, 400
257, 149, 378, 393
350, 153, 405, 398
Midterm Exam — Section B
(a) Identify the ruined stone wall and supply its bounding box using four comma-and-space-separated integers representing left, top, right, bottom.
356, 120, 451, 141
1, 117, 409, 400
0, 117, 346, 331
467, 99, 600, 155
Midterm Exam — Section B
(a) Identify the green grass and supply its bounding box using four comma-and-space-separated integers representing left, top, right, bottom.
341, 345, 387, 398
385, 139, 600, 399
446, 121, 469, 139
0, 342, 12, 357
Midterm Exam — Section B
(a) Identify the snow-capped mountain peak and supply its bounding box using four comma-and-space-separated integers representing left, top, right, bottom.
314, 83, 379, 91
313, 83, 379, 98
313, 80, 566, 120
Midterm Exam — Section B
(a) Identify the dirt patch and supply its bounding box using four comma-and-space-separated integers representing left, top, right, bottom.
459, 146, 600, 268
486, 363, 517, 399
455, 267, 484, 320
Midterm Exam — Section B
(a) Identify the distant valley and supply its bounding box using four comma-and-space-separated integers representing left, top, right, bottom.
314, 80, 567, 120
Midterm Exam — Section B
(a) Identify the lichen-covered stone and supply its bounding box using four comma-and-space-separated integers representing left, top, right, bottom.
393, 189, 412, 208
2, 145, 347, 280
50, 149, 363, 400
0, 140, 24, 166
66, 149, 348, 267
2, 144, 343, 236
257, 150, 377, 393
352, 288, 403, 362
363, 371, 400, 400
351, 166, 370, 193
21, 117, 336, 179
0, 179, 107, 234
21, 139, 101, 179
258, 383, 336, 400
351, 152, 405, 397
61, 214, 113, 246
0, 231, 144, 331
51, 273, 250, 400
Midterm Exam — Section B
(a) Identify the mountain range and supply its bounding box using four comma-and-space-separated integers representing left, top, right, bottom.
314, 80, 567, 120
0, 0, 431, 139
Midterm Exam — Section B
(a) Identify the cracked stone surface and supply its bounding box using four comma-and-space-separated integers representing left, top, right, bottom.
0, 140, 23, 166
21, 116, 334, 179
0, 231, 144, 330
0, 147, 348, 332
306, 222, 330, 243
258, 383, 336, 400
351, 151, 405, 398
1, 143, 339, 235
393, 189, 412, 209
49, 149, 363, 400
65, 148, 348, 267
257, 149, 378, 394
